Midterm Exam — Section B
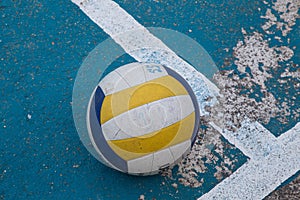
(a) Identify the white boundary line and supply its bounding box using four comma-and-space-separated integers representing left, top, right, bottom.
203, 121, 300, 199
72, 0, 300, 199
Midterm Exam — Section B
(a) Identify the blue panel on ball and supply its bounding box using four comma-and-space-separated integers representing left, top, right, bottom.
94, 86, 105, 124
89, 87, 128, 172
164, 66, 200, 146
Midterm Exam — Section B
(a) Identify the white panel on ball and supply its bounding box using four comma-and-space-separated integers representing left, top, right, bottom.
116, 63, 146, 87
103, 95, 194, 140
142, 63, 168, 81
169, 140, 191, 162
99, 71, 130, 95
127, 153, 154, 175
151, 148, 175, 171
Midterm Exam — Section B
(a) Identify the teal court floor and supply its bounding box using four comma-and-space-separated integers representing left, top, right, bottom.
1, 0, 299, 199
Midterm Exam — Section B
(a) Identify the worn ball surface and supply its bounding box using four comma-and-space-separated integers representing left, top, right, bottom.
87, 62, 200, 175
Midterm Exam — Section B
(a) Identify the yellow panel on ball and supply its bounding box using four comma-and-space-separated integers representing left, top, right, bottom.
100, 75, 189, 124
107, 112, 195, 161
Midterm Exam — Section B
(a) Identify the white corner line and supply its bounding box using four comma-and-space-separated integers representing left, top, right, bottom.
199, 122, 300, 200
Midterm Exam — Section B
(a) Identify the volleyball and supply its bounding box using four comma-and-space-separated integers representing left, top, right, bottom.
87, 62, 200, 175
